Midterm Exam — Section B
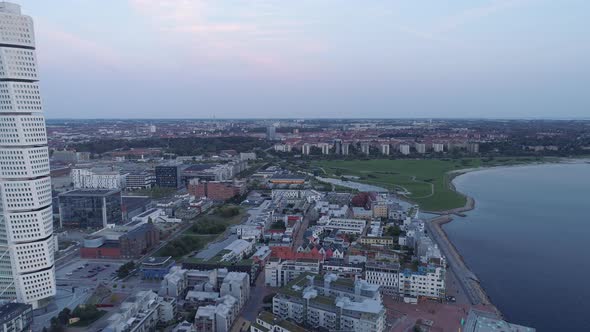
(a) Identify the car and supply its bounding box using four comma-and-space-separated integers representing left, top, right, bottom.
66, 272, 73, 276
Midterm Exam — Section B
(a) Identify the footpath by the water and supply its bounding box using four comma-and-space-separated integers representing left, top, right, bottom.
426, 214, 500, 313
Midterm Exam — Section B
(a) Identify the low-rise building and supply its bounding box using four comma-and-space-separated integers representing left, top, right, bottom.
194, 295, 239, 332
272, 273, 386, 332
321, 260, 364, 279
359, 236, 395, 246
71, 168, 126, 190
250, 311, 306, 332
104, 291, 175, 332
265, 259, 320, 287
188, 179, 245, 201
323, 218, 367, 235
160, 266, 188, 298
220, 272, 250, 310
463, 309, 535, 332
141, 256, 175, 280
218, 239, 254, 263
0, 303, 32, 332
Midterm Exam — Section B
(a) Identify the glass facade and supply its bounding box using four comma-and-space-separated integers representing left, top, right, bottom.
58, 190, 122, 229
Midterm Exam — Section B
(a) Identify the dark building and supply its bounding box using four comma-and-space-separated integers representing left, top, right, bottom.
58, 189, 122, 229
122, 196, 152, 222
0, 303, 32, 332
155, 165, 181, 188
120, 223, 160, 258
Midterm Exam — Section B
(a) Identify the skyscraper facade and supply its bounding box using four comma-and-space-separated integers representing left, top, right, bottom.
0, 2, 56, 308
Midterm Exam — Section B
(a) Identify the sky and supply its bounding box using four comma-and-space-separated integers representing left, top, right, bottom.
16, 0, 590, 119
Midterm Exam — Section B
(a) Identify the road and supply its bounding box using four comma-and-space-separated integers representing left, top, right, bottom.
424, 216, 488, 306
241, 268, 275, 321
293, 202, 315, 248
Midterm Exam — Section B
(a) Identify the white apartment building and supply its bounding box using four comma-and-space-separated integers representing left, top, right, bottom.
415, 143, 426, 154
433, 143, 445, 153
194, 295, 238, 332
399, 144, 411, 155
398, 263, 446, 300
71, 168, 126, 189
239, 152, 256, 161
159, 266, 188, 298
273, 144, 292, 153
365, 262, 400, 295
273, 274, 386, 332
322, 218, 367, 234
104, 290, 175, 332
0, 2, 56, 308
220, 272, 250, 310
265, 259, 320, 287
301, 143, 311, 155
381, 144, 390, 155
233, 224, 262, 240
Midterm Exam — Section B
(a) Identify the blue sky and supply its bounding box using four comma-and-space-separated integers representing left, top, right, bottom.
18, 0, 590, 119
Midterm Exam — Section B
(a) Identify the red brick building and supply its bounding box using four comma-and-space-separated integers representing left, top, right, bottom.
80, 243, 121, 259
188, 180, 245, 201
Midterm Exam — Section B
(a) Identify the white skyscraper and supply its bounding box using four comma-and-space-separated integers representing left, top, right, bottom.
0, 2, 56, 308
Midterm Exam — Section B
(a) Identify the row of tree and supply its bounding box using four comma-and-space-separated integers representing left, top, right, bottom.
72, 136, 269, 156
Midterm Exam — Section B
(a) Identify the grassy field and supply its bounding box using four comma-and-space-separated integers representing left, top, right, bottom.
312, 157, 550, 211
156, 205, 247, 259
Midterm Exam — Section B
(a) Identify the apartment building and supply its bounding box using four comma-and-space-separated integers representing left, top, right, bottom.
265, 259, 320, 287
272, 273, 386, 332
398, 260, 446, 300
365, 262, 400, 295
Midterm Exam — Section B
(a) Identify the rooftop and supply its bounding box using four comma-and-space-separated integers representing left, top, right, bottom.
142, 256, 173, 266
0, 303, 31, 325
59, 189, 121, 197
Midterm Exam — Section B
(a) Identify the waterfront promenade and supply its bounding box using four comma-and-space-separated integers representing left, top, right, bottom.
425, 215, 495, 309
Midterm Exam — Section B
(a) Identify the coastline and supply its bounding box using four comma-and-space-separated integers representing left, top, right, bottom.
423, 158, 590, 319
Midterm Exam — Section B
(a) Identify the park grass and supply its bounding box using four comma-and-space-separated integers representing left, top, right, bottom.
183, 205, 247, 236
312, 157, 550, 211
156, 205, 247, 259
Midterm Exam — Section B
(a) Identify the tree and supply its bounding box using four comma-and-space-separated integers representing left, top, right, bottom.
117, 261, 136, 278
387, 225, 402, 237
57, 307, 71, 325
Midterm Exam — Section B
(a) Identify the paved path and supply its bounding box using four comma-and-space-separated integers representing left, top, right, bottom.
424, 216, 490, 306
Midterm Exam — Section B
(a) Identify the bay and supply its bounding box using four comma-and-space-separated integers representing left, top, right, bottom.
444, 163, 590, 331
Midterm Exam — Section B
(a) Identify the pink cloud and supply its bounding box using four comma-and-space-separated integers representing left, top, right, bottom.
35, 19, 123, 70
128, 0, 323, 76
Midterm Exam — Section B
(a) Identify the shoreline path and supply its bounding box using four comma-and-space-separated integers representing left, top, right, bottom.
425, 215, 499, 314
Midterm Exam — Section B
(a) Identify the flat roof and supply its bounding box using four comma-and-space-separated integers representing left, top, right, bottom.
59, 189, 120, 197
0, 303, 30, 324
142, 256, 173, 266
135, 208, 160, 218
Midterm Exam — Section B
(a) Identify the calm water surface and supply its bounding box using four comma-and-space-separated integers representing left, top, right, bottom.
444, 163, 590, 332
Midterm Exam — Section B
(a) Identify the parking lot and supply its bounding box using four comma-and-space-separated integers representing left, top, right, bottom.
55, 259, 123, 286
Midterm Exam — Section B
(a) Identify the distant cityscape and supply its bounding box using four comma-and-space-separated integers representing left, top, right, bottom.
1, 2, 588, 332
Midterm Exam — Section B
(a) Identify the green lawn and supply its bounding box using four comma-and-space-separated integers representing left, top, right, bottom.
312, 157, 550, 211
156, 205, 247, 259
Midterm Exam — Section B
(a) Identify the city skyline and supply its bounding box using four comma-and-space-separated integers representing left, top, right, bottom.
16, 0, 590, 119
